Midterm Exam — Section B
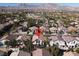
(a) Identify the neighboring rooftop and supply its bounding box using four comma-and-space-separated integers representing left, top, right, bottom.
32, 48, 51, 56
18, 51, 31, 56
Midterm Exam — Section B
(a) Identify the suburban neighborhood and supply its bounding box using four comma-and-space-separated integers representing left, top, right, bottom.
0, 3, 79, 56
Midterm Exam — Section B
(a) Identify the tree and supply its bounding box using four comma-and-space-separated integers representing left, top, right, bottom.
75, 48, 79, 53
38, 20, 44, 26
5, 39, 18, 48
47, 45, 63, 56
27, 18, 36, 27
44, 37, 50, 47
20, 39, 35, 56
5, 41, 10, 47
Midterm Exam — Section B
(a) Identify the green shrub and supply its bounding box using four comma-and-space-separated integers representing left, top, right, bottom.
47, 45, 63, 56
75, 48, 79, 53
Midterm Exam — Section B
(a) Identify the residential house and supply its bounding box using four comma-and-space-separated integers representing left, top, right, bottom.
49, 27, 57, 34
0, 51, 5, 56
49, 35, 58, 46
6, 34, 18, 40
28, 26, 37, 35
18, 51, 31, 56
62, 35, 76, 49
63, 51, 79, 56
10, 48, 19, 56
49, 35, 68, 50
22, 22, 28, 28
21, 35, 31, 41
32, 48, 51, 56
75, 37, 79, 47
32, 35, 45, 46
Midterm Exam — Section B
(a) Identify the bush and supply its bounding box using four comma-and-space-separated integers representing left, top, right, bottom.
47, 45, 63, 56
5, 39, 18, 48
75, 48, 79, 53
5, 41, 10, 47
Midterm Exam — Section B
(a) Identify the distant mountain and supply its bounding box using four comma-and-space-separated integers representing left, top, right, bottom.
17, 3, 62, 10
0, 3, 79, 12
17, 3, 79, 12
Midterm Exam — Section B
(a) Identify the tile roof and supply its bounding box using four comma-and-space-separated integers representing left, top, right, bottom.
63, 51, 79, 56
48, 35, 79, 42
6, 34, 18, 40
62, 35, 75, 42
21, 35, 31, 41
48, 35, 58, 41
0, 51, 5, 56
32, 48, 51, 56
18, 51, 31, 56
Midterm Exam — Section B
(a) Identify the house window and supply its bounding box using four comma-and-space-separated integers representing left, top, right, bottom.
63, 46, 65, 47
56, 43, 59, 46
74, 41, 75, 43
72, 46, 74, 48
36, 39, 40, 45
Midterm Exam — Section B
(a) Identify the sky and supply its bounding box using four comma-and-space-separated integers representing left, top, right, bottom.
0, 3, 17, 6
0, 3, 79, 7
62, 3, 79, 7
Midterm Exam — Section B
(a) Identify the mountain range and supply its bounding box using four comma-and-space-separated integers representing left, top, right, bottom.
0, 3, 79, 12
16, 3, 79, 12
